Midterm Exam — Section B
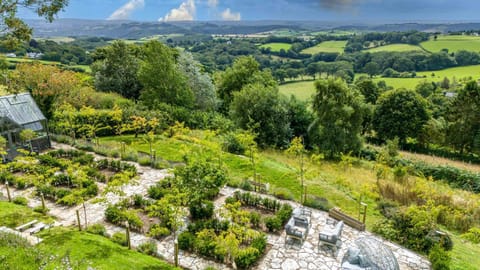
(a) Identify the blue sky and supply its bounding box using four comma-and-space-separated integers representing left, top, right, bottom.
19, 0, 480, 22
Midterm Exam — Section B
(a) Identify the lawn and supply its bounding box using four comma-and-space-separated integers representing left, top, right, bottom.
421, 35, 480, 53
259, 42, 292, 52
37, 227, 178, 270
301, 41, 347, 54
365, 44, 424, 53
0, 201, 54, 228
279, 80, 316, 101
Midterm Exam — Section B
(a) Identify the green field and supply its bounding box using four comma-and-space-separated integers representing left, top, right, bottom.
371, 64, 480, 90
421, 35, 480, 53
366, 44, 424, 52
36, 36, 76, 43
4, 56, 91, 73
301, 41, 347, 54
279, 80, 316, 101
259, 42, 292, 52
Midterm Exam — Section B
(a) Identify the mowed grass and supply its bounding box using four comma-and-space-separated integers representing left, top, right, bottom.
421, 35, 480, 53
279, 80, 316, 101
301, 41, 347, 54
366, 44, 424, 52
259, 42, 292, 52
0, 201, 54, 228
36, 227, 178, 270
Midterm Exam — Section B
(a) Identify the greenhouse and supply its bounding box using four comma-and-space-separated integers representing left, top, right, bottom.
0, 93, 50, 160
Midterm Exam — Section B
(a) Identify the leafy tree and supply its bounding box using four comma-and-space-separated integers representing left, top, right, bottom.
91, 41, 142, 99
373, 89, 429, 145
9, 63, 84, 118
177, 51, 218, 111
230, 83, 291, 147
285, 137, 306, 203
216, 56, 276, 113
364, 62, 380, 77
446, 81, 480, 153
138, 41, 193, 109
355, 78, 380, 104
0, 0, 68, 48
415, 80, 436, 98
0, 136, 7, 161
311, 78, 365, 158
285, 96, 315, 146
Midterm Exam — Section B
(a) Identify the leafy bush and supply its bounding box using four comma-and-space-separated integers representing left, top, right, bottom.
105, 205, 125, 224
148, 224, 170, 239
250, 234, 267, 254
86, 224, 107, 236
137, 240, 158, 256
303, 195, 331, 211
276, 204, 293, 224
249, 212, 261, 228
222, 132, 246, 155
12, 196, 28, 206
111, 232, 127, 246
429, 244, 451, 270
132, 194, 151, 208
234, 247, 260, 269
461, 227, 480, 244
189, 200, 214, 220
194, 229, 217, 257
147, 181, 171, 200
178, 231, 195, 251
264, 216, 282, 232
138, 157, 152, 166
272, 187, 294, 201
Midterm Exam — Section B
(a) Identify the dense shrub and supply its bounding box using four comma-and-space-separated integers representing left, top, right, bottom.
148, 224, 170, 239
189, 200, 214, 220
461, 227, 480, 244
178, 231, 195, 251
137, 240, 158, 256
429, 244, 451, 270
111, 232, 127, 246
250, 234, 267, 254
264, 216, 282, 232
222, 132, 246, 155
86, 224, 107, 236
12, 196, 28, 206
147, 181, 171, 200
272, 187, 294, 201
303, 195, 331, 211
234, 247, 260, 269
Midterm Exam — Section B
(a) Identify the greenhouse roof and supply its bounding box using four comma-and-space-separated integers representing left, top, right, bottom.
0, 93, 46, 130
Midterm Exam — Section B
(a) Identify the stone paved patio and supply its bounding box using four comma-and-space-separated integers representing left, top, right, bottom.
0, 143, 430, 270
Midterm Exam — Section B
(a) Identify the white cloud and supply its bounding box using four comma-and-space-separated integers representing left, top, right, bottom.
221, 8, 241, 21
160, 0, 196, 22
107, 0, 144, 20
207, 0, 219, 8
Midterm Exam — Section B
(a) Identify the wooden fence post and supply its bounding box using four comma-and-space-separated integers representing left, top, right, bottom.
5, 181, 11, 202
76, 209, 82, 231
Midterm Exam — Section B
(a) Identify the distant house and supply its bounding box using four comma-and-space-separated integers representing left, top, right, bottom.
26, 52, 44, 59
5, 53, 16, 58
443, 91, 457, 98
0, 93, 51, 161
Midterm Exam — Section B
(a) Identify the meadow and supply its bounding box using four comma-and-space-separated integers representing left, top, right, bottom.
365, 44, 424, 52
259, 42, 292, 52
279, 80, 316, 101
421, 35, 480, 53
301, 40, 347, 54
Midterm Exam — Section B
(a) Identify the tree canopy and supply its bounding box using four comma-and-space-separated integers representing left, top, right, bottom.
311, 78, 365, 158
0, 0, 68, 48
373, 88, 429, 145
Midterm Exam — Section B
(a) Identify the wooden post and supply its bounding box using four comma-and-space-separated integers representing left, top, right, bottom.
83, 202, 88, 228
40, 192, 46, 211
5, 181, 11, 202
174, 238, 179, 267
361, 202, 368, 224
121, 142, 126, 155
76, 209, 82, 231
303, 185, 307, 205
126, 222, 131, 249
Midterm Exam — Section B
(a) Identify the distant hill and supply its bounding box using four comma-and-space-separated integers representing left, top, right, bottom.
26, 19, 480, 39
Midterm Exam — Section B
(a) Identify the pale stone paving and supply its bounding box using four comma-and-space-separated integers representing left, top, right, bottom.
0, 143, 430, 270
